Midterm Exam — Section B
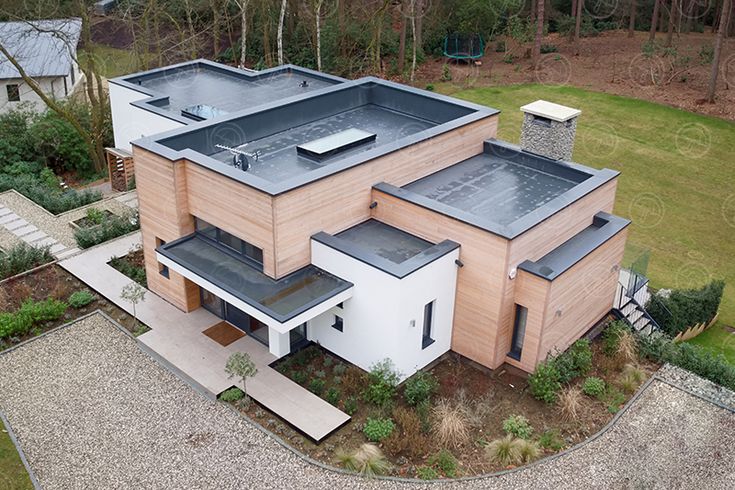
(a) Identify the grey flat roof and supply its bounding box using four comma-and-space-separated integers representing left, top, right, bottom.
312, 220, 459, 279
109, 59, 345, 124
518, 212, 630, 281
375, 140, 619, 240
134, 75, 498, 195
158, 234, 352, 323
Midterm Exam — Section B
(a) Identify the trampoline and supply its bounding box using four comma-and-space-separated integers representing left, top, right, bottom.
443, 33, 484, 61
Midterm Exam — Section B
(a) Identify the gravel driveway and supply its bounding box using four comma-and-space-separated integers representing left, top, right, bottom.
0, 313, 733, 489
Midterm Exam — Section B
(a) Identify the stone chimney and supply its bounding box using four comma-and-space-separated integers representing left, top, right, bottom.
520, 100, 581, 161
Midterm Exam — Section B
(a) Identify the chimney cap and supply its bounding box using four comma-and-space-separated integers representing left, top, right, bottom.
520, 100, 581, 122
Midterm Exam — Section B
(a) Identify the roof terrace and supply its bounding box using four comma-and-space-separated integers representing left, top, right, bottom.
134, 77, 497, 195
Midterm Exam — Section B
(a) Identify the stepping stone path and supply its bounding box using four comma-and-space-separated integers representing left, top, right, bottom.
0, 205, 80, 260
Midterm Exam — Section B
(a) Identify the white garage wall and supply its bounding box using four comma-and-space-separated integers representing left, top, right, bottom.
109, 82, 185, 150
310, 240, 459, 382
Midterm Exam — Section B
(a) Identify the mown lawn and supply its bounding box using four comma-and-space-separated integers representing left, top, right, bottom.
0, 418, 33, 489
441, 83, 735, 361
80, 44, 148, 79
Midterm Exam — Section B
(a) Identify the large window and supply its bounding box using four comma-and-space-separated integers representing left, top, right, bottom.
422, 301, 435, 349
194, 217, 263, 269
6, 84, 20, 102
509, 304, 528, 360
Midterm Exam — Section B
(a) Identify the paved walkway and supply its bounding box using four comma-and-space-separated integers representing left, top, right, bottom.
0, 204, 79, 260
58, 233, 349, 441
1, 313, 733, 489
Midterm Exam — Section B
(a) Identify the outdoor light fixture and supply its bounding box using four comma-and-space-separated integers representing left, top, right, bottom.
369, 201, 378, 209
455, 259, 464, 267
611, 264, 620, 272
508, 267, 517, 280
555, 309, 563, 317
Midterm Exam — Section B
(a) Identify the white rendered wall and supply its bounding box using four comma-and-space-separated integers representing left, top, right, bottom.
109, 82, 184, 150
0, 77, 63, 114
310, 240, 459, 382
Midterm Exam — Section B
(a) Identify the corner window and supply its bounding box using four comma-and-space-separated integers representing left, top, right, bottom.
156, 238, 169, 278
332, 315, 343, 332
509, 304, 528, 360
6, 84, 20, 102
194, 216, 263, 269
422, 301, 435, 349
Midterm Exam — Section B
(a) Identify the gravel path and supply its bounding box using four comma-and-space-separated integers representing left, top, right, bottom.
0, 226, 22, 251
0, 313, 733, 489
0, 190, 134, 249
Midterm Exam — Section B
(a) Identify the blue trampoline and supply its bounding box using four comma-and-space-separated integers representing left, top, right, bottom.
443, 33, 484, 61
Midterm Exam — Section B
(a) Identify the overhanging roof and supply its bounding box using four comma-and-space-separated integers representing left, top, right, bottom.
0, 18, 81, 79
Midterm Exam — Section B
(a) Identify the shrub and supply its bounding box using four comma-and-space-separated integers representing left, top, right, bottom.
403, 370, 438, 406
558, 386, 582, 421
109, 255, 147, 287
344, 396, 358, 415
325, 387, 341, 406
220, 387, 245, 402
0, 243, 53, 280
431, 398, 470, 448
336, 443, 391, 476
315, 369, 326, 379
68, 290, 95, 308
485, 435, 522, 466
441, 64, 452, 81
551, 339, 593, 384
291, 371, 307, 385
495, 40, 506, 52
428, 448, 458, 477
309, 378, 325, 395
0, 173, 102, 214
384, 406, 428, 458
647, 280, 725, 336
341, 365, 369, 398
538, 429, 565, 451
74, 211, 140, 249
528, 361, 562, 403
502, 415, 533, 439
582, 377, 606, 397
363, 417, 395, 442
333, 363, 347, 376
416, 466, 439, 480
619, 364, 646, 394
323, 357, 333, 368
602, 321, 628, 355
0, 298, 67, 340
424, 84, 435, 91
540, 43, 558, 53
604, 386, 626, 414
515, 439, 541, 463
617, 329, 638, 364
363, 359, 400, 407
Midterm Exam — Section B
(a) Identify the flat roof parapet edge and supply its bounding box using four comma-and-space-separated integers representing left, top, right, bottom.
518, 212, 630, 281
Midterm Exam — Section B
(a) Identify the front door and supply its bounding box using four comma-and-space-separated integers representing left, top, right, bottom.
224, 302, 269, 346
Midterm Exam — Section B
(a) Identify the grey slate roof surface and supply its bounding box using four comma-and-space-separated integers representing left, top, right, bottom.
0, 18, 81, 79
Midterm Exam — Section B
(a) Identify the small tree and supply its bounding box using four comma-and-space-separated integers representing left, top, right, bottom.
120, 282, 146, 329
225, 352, 258, 400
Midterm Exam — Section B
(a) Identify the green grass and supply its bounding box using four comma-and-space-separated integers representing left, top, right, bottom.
0, 419, 33, 489
80, 44, 148, 79
444, 83, 735, 359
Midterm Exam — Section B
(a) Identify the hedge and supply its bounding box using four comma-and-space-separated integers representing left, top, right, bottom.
0, 242, 53, 280
0, 172, 101, 214
0, 298, 67, 339
74, 211, 140, 249
646, 280, 725, 336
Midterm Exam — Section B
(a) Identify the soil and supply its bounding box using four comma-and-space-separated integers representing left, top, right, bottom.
108, 248, 147, 288
229, 338, 658, 479
415, 30, 735, 121
0, 264, 144, 350
71, 209, 114, 230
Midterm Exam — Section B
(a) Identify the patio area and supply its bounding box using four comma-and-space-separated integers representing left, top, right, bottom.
59, 233, 350, 441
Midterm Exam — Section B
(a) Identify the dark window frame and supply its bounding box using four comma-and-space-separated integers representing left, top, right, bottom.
421, 301, 435, 349
156, 238, 170, 278
508, 304, 528, 360
194, 217, 264, 270
6, 84, 20, 102
332, 315, 344, 332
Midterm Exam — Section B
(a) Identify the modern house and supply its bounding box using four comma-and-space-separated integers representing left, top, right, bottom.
109, 60, 629, 380
0, 18, 83, 114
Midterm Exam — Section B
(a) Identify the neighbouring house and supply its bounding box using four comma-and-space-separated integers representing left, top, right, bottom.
0, 18, 83, 114
109, 60, 629, 380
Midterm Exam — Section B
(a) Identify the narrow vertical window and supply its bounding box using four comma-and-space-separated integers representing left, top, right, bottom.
509, 304, 528, 360
156, 238, 169, 278
332, 315, 343, 332
422, 301, 435, 349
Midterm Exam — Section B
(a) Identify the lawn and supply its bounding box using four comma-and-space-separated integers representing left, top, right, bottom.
80, 44, 148, 79
0, 418, 33, 489
441, 83, 735, 361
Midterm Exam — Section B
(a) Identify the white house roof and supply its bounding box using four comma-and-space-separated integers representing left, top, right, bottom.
0, 18, 81, 79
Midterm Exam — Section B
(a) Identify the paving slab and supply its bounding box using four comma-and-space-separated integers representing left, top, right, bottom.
11, 224, 38, 237
4, 218, 28, 231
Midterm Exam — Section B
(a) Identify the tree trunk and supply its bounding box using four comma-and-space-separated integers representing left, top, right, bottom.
277, 0, 287, 65
708, 0, 731, 101
574, 0, 584, 55
650, 0, 661, 41
315, 0, 323, 71
212, 1, 221, 57
397, 2, 406, 73
628, 0, 637, 37
239, 1, 249, 68
183, 0, 198, 58
410, 0, 417, 81
533, 0, 545, 61
338, 0, 346, 56
415, 0, 423, 54
571, 0, 577, 18
712, 0, 720, 33
666, 0, 676, 47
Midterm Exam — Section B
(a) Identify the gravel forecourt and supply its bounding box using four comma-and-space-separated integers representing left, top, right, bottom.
0, 313, 733, 489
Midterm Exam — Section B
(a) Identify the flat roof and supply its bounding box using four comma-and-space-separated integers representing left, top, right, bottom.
158, 234, 352, 323
374, 140, 619, 240
312, 220, 459, 279
109, 59, 345, 124
519, 212, 630, 281
134, 75, 498, 195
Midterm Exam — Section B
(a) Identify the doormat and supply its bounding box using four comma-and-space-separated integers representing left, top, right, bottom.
203, 321, 245, 347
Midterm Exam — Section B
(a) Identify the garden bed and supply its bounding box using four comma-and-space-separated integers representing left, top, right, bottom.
108, 247, 147, 287
0, 264, 147, 351
69, 208, 114, 231
224, 329, 658, 479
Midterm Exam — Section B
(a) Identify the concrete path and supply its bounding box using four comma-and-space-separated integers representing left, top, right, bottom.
59, 233, 349, 441
0, 204, 79, 260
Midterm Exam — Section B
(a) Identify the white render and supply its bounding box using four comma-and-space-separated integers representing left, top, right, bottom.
109, 82, 185, 150
309, 239, 460, 382
520, 99, 581, 122
0, 68, 83, 114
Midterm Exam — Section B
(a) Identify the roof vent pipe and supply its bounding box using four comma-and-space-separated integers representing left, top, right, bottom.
519, 100, 581, 161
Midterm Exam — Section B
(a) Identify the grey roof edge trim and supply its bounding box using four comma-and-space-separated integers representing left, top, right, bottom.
311, 231, 460, 279
157, 234, 354, 324
517, 211, 631, 281
132, 84, 498, 196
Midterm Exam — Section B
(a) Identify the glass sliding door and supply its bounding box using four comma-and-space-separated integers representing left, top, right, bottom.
289, 323, 308, 351
201, 288, 224, 317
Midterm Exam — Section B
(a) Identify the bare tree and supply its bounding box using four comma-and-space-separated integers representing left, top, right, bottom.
277, 0, 287, 65
574, 0, 584, 55
533, 0, 545, 61
314, 0, 325, 71
650, 0, 661, 41
628, 0, 637, 37
233, 0, 252, 68
397, 1, 406, 73
665, 0, 677, 47
708, 0, 732, 102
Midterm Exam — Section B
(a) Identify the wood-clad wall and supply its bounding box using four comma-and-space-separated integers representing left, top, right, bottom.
511, 271, 551, 372
272, 116, 499, 277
